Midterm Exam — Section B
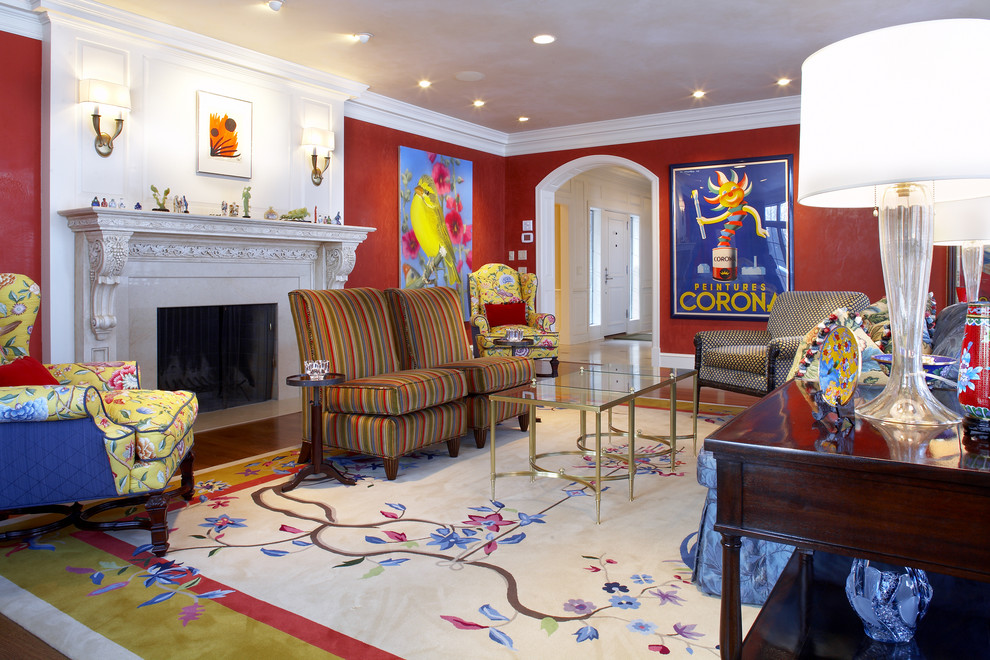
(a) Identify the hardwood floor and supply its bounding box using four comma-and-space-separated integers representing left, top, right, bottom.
0, 340, 756, 657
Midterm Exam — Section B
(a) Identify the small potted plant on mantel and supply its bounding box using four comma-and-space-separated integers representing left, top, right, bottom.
150, 184, 170, 211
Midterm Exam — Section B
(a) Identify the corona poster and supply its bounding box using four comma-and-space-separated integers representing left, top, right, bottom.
670, 156, 793, 320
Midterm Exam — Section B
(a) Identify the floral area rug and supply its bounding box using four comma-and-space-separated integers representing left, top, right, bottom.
0, 403, 754, 659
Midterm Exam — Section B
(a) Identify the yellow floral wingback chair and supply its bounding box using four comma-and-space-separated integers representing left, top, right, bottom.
0, 274, 197, 556
468, 263, 559, 377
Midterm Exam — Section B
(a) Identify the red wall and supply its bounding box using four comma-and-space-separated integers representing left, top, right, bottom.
0, 31, 43, 357
343, 118, 506, 290
505, 125, 949, 354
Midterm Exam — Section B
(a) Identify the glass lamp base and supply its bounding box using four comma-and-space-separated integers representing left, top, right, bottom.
857, 378, 961, 426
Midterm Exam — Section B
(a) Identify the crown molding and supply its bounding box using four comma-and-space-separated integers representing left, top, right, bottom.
347, 92, 800, 157
33, 0, 368, 98
345, 92, 509, 156
503, 96, 801, 156
0, 0, 42, 39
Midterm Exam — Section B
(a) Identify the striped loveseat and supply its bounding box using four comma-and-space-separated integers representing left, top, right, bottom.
387, 286, 533, 448
289, 287, 468, 480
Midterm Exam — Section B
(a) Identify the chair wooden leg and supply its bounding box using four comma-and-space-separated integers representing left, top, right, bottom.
383, 457, 399, 481
473, 428, 487, 449
446, 437, 461, 457
179, 450, 195, 501
518, 412, 530, 433
145, 492, 170, 557
549, 357, 559, 378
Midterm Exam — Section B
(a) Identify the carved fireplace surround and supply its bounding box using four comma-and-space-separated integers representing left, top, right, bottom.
61, 207, 375, 411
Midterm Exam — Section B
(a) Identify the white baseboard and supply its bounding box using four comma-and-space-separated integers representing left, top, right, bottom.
657, 352, 695, 370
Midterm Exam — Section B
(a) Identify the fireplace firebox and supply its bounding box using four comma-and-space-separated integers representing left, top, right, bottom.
157, 303, 277, 413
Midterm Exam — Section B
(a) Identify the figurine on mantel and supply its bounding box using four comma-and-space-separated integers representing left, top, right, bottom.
150, 185, 170, 212
333, 212, 342, 225
173, 195, 182, 213
134, 202, 142, 210
182, 195, 189, 213
228, 202, 239, 217
91, 196, 99, 207
279, 207, 310, 222
241, 186, 251, 218
264, 206, 277, 220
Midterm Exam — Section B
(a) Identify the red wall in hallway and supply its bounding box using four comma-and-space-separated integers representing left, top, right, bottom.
0, 31, 43, 357
343, 118, 506, 290
505, 125, 949, 355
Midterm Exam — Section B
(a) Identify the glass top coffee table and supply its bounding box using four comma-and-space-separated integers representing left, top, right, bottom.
489, 364, 696, 522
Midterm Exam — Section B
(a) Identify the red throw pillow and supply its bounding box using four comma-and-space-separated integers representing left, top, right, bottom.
485, 301, 526, 327
0, 356, 59, 386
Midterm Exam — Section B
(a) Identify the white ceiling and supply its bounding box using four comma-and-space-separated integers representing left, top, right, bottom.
94, 0, 990, 134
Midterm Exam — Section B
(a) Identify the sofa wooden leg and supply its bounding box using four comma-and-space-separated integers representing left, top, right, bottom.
179, 450, 195, 501
447, 438, 461, 457
550, 357, 559, 378
518, 412, 530, 433
383, 457, 399, 481
146, 492, 170, 557
473, 428, 487, 449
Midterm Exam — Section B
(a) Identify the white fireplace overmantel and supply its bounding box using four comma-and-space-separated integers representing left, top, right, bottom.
59, 207, 374, 395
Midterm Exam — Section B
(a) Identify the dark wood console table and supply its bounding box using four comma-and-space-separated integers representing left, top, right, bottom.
705, 380, 990, 658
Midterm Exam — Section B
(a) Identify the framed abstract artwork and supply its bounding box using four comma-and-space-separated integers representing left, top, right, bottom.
670, 155, 794, 320
196, 91, 252, 179
398, 146, 473, 315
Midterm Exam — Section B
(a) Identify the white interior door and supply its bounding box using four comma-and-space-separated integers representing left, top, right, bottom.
604, 211, 630, 335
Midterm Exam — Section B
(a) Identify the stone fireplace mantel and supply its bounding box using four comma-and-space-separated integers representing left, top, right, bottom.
60, 207, 375, 404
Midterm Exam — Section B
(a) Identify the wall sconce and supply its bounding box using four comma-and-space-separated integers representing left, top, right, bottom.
78, 79, 131, 158
301, 127, 334, 186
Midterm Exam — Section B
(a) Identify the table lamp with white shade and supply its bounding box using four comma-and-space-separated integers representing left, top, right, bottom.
934, 197, 990, 304
798, 19, 990, 427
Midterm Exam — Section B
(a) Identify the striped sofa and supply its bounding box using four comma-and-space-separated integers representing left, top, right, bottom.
289, 287, 470, 480
387, 286, 533, 448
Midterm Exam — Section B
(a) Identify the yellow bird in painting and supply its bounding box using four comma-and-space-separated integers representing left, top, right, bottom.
410, 174, 461, 294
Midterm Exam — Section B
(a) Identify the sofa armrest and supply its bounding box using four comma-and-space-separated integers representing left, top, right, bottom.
532, 312, 555, 333
0, 384, 92, 422
46, 361, 141, 391
470, 313, 491, 334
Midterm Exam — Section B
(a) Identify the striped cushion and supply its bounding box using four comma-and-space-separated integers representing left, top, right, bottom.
467, 394, 529, 429
439, 356, 532, 394
324, 368, 466, 416
386, 287, 471, 368
288, 288, 402, 380
324, 399, 467, 457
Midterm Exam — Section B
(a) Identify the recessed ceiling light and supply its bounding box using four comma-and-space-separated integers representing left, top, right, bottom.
418, 80, 431, 88
472, 100, 485, 108
267, 0, 283, 11
455, 71, 485, 82
350, 32, 373, 43
692, 90, 706, 99
533, 34, 556, 45
518, 116, 529, 122
777, 78, 791, 86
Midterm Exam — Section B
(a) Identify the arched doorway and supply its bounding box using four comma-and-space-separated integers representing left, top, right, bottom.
534, 155, 661, 365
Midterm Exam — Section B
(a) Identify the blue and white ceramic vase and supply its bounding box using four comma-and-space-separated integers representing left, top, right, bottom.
845, 559, 932, 643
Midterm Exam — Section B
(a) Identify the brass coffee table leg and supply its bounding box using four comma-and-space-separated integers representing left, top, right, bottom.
594, 411, 603, 524
628, 401, 636, 500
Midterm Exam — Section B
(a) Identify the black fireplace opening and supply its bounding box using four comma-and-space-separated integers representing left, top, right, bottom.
157, 303, 277, 413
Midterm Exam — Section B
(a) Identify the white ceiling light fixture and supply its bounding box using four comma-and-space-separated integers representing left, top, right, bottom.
267, 0, 283, 11
472, 100, 485, 107
418, 80, 431, 88
776, 78, 791, 86
532, 34, 556, 45
518, 116, 529, 122
351, 32, 372, 43
692, 90, 705, 98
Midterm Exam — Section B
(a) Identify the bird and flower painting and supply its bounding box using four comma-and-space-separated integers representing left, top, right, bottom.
197, 91, 252, 179
399, 146, 473, 313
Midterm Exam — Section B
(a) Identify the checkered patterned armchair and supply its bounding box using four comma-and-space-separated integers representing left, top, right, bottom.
468, 263, 559, 377
693, 290, 870, 399
0, 273, 196, 556
387, 286, 533, 448
288, 287, 468, 480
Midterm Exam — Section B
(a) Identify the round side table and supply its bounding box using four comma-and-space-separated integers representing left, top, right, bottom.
282, 373, 356, 491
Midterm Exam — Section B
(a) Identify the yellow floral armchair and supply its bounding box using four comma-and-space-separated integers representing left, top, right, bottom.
0, 274, 197, 556
468, 263, 559, 377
